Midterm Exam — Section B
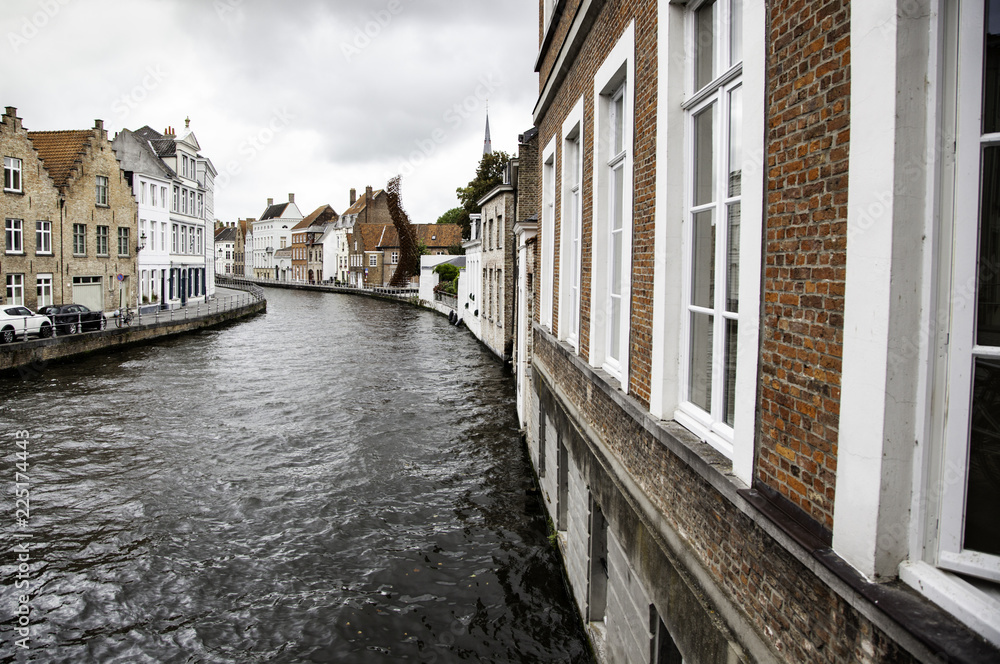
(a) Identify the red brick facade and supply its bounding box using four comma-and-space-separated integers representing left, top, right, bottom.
758, 0, 851, 531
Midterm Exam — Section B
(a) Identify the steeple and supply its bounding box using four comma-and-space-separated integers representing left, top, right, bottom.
483, 105, 492, 156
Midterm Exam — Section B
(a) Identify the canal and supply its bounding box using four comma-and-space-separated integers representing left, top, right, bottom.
0, 288, 591, 663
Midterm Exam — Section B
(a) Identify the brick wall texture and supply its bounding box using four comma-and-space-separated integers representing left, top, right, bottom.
757, 0, 851, 531
533, 330, 918, 664
536, 0, 657, 406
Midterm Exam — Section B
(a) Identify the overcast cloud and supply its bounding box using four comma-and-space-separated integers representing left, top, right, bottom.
1, 0, 539, 223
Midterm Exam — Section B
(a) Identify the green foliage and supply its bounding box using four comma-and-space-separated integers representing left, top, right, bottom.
433, 263, 460, 282
416, 240, 429, 256
436, 207, 468, 227
447, 244, 465, 256
455, 151, 511, 238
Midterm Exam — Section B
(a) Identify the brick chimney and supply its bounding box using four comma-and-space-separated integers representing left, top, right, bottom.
3, 107, 19, 131
288, 193, 295, 204
267, 197, 273, 206
350, 188, 356, 205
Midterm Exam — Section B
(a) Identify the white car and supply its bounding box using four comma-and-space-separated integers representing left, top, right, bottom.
0, 306, 54, 343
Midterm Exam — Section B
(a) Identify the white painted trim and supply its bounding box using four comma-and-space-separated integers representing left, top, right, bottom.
589, 21, 635, 393
899, 561, 1000, 647
541, 137, 557, 331
833, 0, 908, 581
559, 98, 586, 353
650, 0, 687, 422
731, 0, 766, 486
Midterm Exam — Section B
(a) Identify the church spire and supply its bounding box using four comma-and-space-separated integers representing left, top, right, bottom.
483, 104, 492, 156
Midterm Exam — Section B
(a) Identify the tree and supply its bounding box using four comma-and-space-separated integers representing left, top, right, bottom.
455, 151, 511, 238
436, 207, 467, 227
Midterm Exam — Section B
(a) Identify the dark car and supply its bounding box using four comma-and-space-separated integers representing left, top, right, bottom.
38, 304, 107, 335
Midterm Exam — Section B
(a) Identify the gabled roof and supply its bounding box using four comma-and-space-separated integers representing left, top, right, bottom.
298, 204, 339, 229
260, 203, 289, 220
133, 126, 177, 158
215, 226, 237, 243
112, 129, 175, 180
356, 223, 393, 252
342, 189, 384, 216
27, 130, 93, 189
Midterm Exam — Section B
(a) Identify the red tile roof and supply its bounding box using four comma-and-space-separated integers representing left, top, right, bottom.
27, 130, 93, 189
343, 189, 384, 216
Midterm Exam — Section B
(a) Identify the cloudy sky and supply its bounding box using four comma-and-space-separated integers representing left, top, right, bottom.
2, 0, 539, 223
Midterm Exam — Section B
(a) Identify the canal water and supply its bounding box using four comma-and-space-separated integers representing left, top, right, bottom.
0, 288, 591, 663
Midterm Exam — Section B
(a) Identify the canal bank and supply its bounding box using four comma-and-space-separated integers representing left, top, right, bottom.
0, 286, 590, 663
0, 287, 265, 376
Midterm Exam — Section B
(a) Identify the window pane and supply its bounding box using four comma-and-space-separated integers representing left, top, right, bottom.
727, 203, 740, 313
965, 358, 1000, 556
609, 295, 622, 362
979, 147, 1000, 346
730, 0, 743, 66
985, 0, 1000, 133
613, 92, 625, 155
695, 0, 716, 91
689, 312, 714, 411
729, 86, 743, 197
611, 228, 623, 296
694, 104, 715, 206
613, 164, 625, 232
724, 318, 738, 426
692, 210, 715, 309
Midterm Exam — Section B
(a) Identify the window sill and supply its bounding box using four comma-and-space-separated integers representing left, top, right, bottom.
3, 189, 24, 195
72, 254, 86, 258
5, 251, 25, 256
96, 204, 110, 209
34, 252, 53, 257
899, 561, 1000, 648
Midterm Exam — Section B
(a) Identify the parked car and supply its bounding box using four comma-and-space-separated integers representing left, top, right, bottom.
38, 304, 107, 336
0, 306, 54, 343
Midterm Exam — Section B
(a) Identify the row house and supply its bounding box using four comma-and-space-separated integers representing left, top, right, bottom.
291, 204, 338, 284
343, 186, 392, 287
241, 217, 254, 278
515, 1, 1000, 663
477, 156, 519, 360
113, 120, 217, 307
252, 194, 302, 280
214, 225, 237, 276
2, 106, 137, 313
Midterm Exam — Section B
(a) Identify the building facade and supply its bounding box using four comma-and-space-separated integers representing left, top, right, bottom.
252, 194, 302, 280
2, 108, 138, 313
520, 1, 1000, 663
478, 163, 517, 360
214, 225, 236, 276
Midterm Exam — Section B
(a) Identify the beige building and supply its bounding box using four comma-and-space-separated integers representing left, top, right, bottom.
2, 106, 137, 312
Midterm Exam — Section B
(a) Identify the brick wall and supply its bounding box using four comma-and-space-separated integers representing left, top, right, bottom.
757, 0, 851, 531
533, 329, 918, 664
0, 108, 60, 311
59, 126, 139, 310
535, 0, 658, 404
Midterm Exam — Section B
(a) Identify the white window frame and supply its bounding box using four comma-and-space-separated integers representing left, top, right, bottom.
560, 99, 585, 353
4, 156, 22, 192
96, 175, 108, 206
937, 0, 1000, 582
73, 223, 86, 256
672, 0, 745, 459
35, 220, 51, 255
36, 274, 52, 308
5, 218, 23, 254
590, 22, 635, 389
118, 227, 130, 257
541, 137, 557, 331
6, 274, 24, 305
96, 225, 110, 257
369, 254, 378, 267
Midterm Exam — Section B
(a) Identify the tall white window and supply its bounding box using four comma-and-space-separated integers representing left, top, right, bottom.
4, 157, 22, 192
590, 23, 634, 386
150, 184, 157, 208
541, 139, 557, 330
678, 0, 743, 448
6, 274, 24, 305
561, 107, 584, 352
939, 0, 1000, 581
36, 274, 52, 308
35, 221, 51, 254
5, 218, 23, 254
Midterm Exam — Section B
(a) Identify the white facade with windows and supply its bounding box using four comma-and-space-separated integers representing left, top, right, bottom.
252, 195, 302, 281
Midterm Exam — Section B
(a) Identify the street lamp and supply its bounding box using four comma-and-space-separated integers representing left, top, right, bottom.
137, 231, 147, 253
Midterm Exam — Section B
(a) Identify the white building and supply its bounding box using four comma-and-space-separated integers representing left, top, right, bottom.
214, 225, 237, 276
113, 119, 216, 308
460, 213, 482, 339
252, 194, 302, 280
